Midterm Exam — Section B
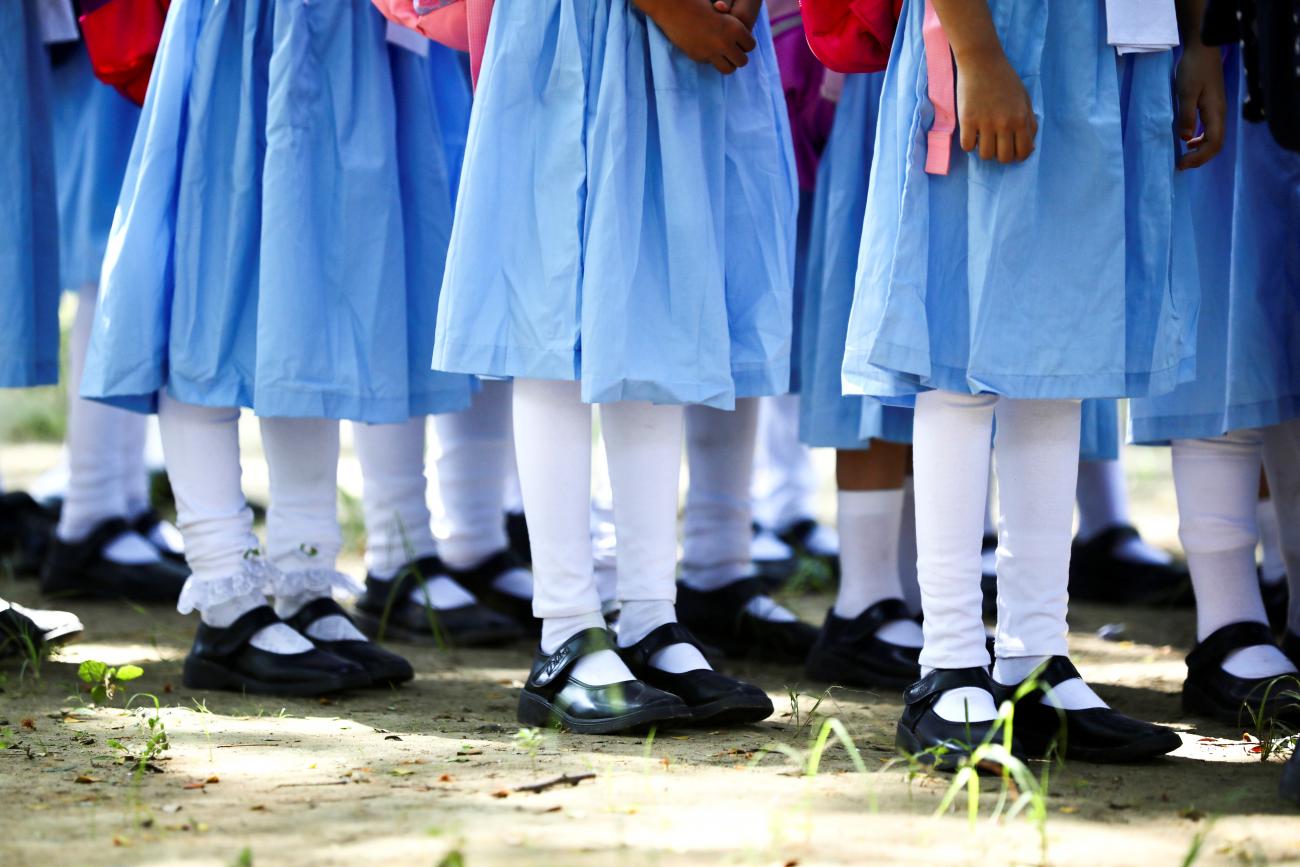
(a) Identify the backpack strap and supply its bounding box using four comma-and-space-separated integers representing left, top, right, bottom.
922, 0, 956, 175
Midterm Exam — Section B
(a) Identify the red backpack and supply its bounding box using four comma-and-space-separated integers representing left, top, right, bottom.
799, 0, 903, 73
77, 0, 170, 106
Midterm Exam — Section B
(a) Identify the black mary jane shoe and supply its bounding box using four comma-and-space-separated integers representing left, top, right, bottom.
517, 627, 691, 734
444, 550, 538, 633
1068, 525, 1192, 607
0, 492, 58, 578
1183, 622, 1300, 727
619, 622, 773, 726
1282, 749, 1300, 807
285, 597, 414, 686
40, 517, 190, 603
777, 518, 841, 579
182, 606, 371, 696
675, 578, 818, 664
352, 556, 522, 647
805, 599, 922, 689
1003, 656, 1181, 763
896, 666, 1024, 773
0, 600, 83, 659
131, 509, 187, 566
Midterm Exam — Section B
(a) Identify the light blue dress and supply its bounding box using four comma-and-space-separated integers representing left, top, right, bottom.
50, 44, 140, 290
0, 0, 61, 389
844, 0, 1198, 404
1130, 49, 1300, 444
82, 1, 472, 422
433, 0, 799, 409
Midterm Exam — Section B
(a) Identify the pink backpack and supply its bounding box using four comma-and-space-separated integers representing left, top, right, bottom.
372, 0, 495, 86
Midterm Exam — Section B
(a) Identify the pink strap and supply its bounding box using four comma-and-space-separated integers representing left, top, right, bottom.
921, 0, 955, 175
466, 0, 493, 87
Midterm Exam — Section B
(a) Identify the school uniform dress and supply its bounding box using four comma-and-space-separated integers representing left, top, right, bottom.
81, 0, 472, 422
50, 44, 140, 290
844, 0, 1199, 404
1, 0, 61, 389
1130, 49, 1300, 444
433, 0, 799, 410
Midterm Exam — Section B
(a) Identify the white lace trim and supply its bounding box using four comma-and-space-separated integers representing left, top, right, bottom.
270, 568, 364, 599
176, 555, 279, 615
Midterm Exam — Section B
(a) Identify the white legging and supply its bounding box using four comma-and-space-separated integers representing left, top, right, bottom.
681, 399, 760, 585
159, 395, 342, 610
59, 283, 151, 540
912, 390, 1081, 669
432, 379, 513, 568
513, 379, 683, 619
352, 417, 439, 578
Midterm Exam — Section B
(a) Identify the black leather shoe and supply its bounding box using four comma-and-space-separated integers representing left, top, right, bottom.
182, 606, 371, 696
1183, 622, 1300, 727
896, 666, 1024, 773
0, 492, 57, 578
444, 550, 538, 633
40, 517, 190, 603
1069, 525, 1192, 607
505, 511, 531, 566
517, 627, 691, 734
352, 557, 523, 647
1002, 656, 1181, 762
0, 600, 83, 659
676, 578, 818, 663
1282, 749, 1300, 807
285, 597, 414, 686
131, 509, 187, 565
619, 622, 773, 725
805, 599, 921, 689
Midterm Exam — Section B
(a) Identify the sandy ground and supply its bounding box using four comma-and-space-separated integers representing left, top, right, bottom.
1, 439, 1298, 866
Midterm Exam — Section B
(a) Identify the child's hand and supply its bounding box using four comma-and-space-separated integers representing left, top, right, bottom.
711, 0, 762, 31
954, 47, 1038, 164
634, 0, 757, 74
1174, 44, 1226, 169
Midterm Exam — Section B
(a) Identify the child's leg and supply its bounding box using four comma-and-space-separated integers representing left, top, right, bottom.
1174, 431, 1294, 676
433, 380, 532, 601
513, 378, 629, 685
912, 389, 999, 721
259, 416, 374, 643
58, 282, 157, 564
602, 400, 708, 673
680, 401, 798, 623
898, 474, 920, 614
752, 394, 816, 531
991, 397, 1107, 709
353, 417, 439, 576
160, 396, 307, 653
1075, 457, 1173, 565
834, 443, 920, 645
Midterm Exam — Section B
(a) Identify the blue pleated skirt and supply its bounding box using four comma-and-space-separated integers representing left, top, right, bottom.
433, 0, 799, 409
798, 73, 913, 449
82, 0, 472, 422
0, 0, 60, 389
844, 0, 1198, 404
1130, 49, 1300, 444
50, 44, 140, 290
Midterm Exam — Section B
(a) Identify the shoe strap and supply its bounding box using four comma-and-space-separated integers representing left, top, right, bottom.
839, 598, 917, 637
903, 665, 993, 708
1186, 621, 1277, 675
780, 518, 818, 546
528, 627, 617, 693
131, 509, 163, 536
284, 597, 353, 634
1022, 656, 1082, 689
687, 576, 765, 608
372, 556, 450, 602
620, 622, 705, 669
195, 606, 282, 659
72, 517, 135, 566
1078, 523, 1141, 552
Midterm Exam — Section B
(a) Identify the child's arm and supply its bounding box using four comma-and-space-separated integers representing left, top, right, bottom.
633, 0, 757, 74
930, 0, 1037, 164
1173, 0, 1226, 169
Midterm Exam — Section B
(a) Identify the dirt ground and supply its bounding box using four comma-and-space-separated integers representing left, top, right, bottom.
1, 442, 1298, 866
